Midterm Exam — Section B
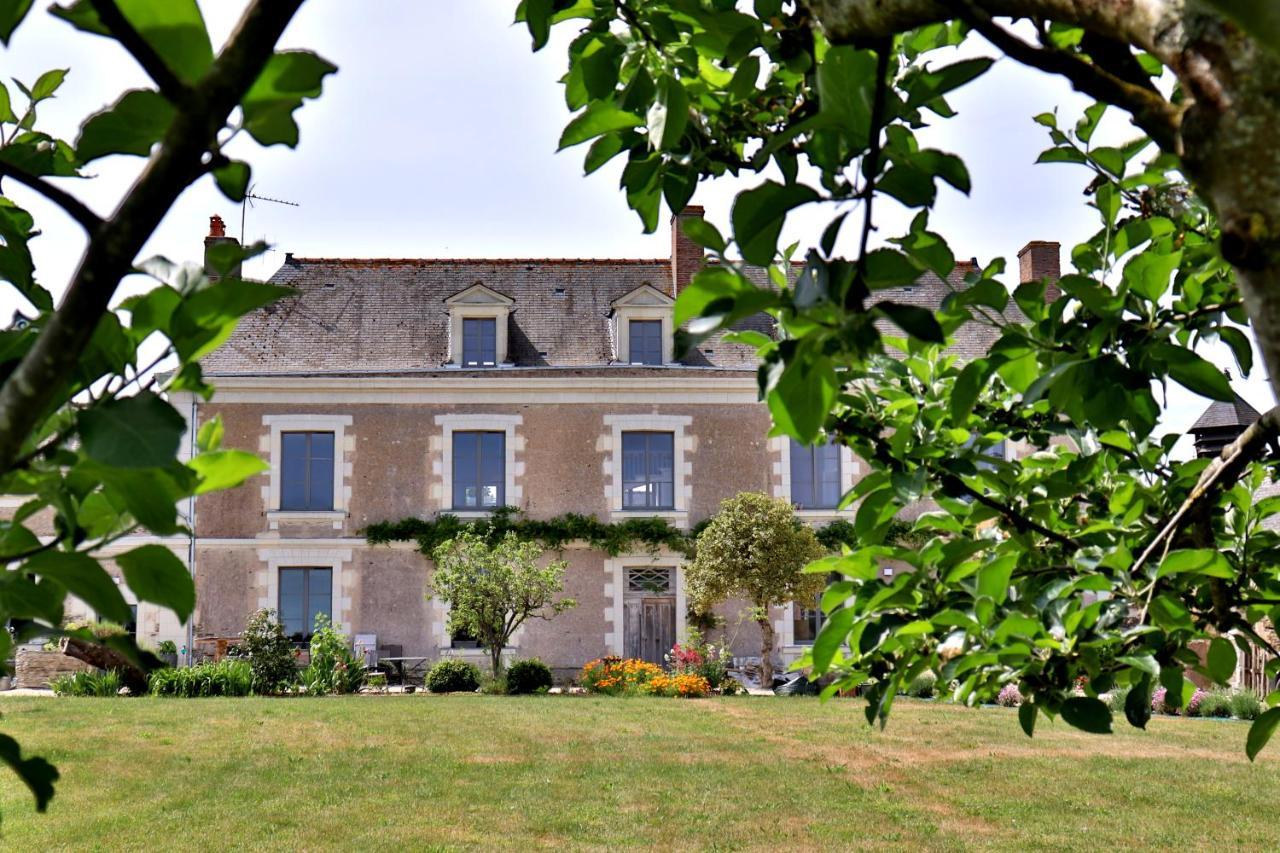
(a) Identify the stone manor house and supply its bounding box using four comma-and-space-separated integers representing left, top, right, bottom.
113, 208, 1058, 674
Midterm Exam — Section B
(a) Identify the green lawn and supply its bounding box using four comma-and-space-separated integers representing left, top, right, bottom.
0, 694, 1275, 850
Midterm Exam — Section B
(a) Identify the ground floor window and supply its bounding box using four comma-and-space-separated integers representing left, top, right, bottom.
793, 604, 824, 645
279, 567, 332, 643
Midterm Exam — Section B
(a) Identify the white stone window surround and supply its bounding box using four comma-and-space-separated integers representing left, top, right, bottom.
602, 414, 693, 526
770, 435, 860, 520
603, 553, 688, 656
429, 594, 524, 657
444, 283, 515, 367
434, 414, 523, 518
610, 284, 675, 365
255, 546, 354, 635
262, 414, 352, 530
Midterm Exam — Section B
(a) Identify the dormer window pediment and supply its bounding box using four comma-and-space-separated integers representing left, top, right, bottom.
610, 283, 675, 365
445, 282, 514, 367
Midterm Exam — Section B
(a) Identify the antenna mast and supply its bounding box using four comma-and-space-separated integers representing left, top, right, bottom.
240, 184, 300, 244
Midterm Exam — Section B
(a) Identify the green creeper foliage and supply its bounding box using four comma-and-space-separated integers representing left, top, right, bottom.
0, 0, 330, 816
527, 3, 1280, 756
429, 531, 576, 678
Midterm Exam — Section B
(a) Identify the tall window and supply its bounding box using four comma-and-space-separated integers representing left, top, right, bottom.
279, 567, 332, 643
281, 431, 334, 511
789, 438, 841, 509
621, 431, 674, 509
793, 604, 823, 644
453, 431, 505, 509
628, 319, 663, 365
462, 317, 497, 367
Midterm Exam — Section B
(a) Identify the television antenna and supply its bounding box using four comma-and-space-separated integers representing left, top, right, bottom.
240, 184, 299, 244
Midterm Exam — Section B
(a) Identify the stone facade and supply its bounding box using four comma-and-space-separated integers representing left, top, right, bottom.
15, 648, 94, 689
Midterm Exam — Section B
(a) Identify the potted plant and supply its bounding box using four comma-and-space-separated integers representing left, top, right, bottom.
156, 640, 178, 668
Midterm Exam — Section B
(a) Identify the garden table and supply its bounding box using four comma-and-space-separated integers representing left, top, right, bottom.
381, 656, 430, 686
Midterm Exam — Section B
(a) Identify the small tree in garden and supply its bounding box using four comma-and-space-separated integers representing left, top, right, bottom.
239, 609, 297, 694
687, 493, 827, 687
429, 531, 576, 678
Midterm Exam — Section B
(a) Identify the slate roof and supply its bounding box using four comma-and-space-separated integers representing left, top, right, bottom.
202, 255, 1009, 376
1189, 395, 1262, 432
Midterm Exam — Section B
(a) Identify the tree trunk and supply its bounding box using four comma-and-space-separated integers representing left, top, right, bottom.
489, 644, 503, 681
58, 637, 149, 694
757, 610, 775, 689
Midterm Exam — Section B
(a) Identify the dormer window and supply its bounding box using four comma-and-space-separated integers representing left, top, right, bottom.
610, 283, 674, 366
628, 319, 663, 365
462, 318, 497, 367
444, 283, 515, 368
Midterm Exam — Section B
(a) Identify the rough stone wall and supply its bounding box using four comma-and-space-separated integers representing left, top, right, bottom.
15, 648, 94, 688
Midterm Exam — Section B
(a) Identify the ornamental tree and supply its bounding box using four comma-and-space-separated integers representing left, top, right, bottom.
686, 492, 826, 687
430, 531, 576, 678
0, 0, 332, 813
523, 2, 1280, 756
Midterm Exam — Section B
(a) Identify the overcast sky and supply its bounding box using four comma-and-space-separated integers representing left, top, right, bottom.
0, 2, 1267, 448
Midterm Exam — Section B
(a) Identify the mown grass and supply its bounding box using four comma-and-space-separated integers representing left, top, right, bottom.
0, 694, 1275, 850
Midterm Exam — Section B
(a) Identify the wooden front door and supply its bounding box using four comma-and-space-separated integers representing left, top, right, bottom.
624, 596, 676, 665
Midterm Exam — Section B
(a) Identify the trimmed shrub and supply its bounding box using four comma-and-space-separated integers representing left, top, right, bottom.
1186, 688, 1207, 717
50, 670, 122, 697
506, 658, 553, 695
1196, 689, 1233, 718
148, 660, 252, 697
1229, 690, 1263, 720
905, 672, 937, 699
241, 609, 298, 694
1107, 686, 1131, 712
426, 659, 481, 693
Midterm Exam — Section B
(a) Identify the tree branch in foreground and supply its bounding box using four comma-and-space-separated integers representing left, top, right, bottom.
0, 0, 307, 475
86, 0, 192, 105
1132, 405, 1280, 576
0, 163, 102, 233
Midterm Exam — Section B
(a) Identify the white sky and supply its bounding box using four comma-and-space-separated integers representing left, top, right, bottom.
0, 1, 1269, 451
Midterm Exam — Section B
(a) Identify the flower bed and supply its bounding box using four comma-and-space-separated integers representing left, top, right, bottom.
579, 631, 741, 697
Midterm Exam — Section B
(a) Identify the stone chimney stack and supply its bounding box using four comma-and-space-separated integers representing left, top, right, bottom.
670, 205, 706, 297
204, 214, 241, 280
1018, 240, 1061, 301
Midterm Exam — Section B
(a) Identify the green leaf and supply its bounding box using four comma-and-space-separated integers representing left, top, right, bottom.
951, 360, 989, 422
196, 416, 223, 452
213, 160, 251, 202
1208, 637, 1238, 684
241, 50, 337, 147
863, 249, 921, 289
1036, 147, 1089, 166
1219, 326, 1254, 377
23, 550, 132, 624
1156, 548, 1234, 580
520, 0, 554, 50
0, 81, 15, 123
29, 68, 67, 101
1125, 675, 1153, 729
1060, 696, 1113, 734
1123, 249, 1181, 302
56, 0, 211, 84
559, 101, 643, 149
876, 301, 944, 343
906, 57, 994, 109
96, 467, 183, 535
648, 75, 688, 151
169, 279, 292, 361
1018, 701, 1036, 737
115, 544, 194, 621
1155, 345, 1235, 402
188, 449, 267, 495
0, 733, 58, 812
731, 181, 818, 267
681, 216, 726, 253
976, 555, 1016, 604
77, 391, 186, 469
76, 89, 174, 162
816, 46, 876, 144
767, 356, 837, 444
0, 0, 33, 45
1247, 707, 1280, 761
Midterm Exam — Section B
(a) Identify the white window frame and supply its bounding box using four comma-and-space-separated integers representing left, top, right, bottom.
430, 594, 524, 660
603, 553, 688, 656
603, 414, 691, 526
445, 283, 514, 367
611, 284, 674, 366
256, 547, 353, 635
772, 435, 860, 520
263, 414, 351, 529
435, 414, 522, 517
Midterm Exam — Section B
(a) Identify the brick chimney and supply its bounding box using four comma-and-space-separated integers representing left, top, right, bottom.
670, 205, 706, 297
204, 214, 241, 280
1018, 240, 1061, 301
